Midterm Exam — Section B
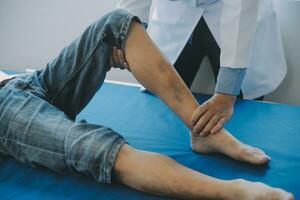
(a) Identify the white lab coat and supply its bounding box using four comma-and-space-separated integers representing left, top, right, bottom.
117, 0, 287, 99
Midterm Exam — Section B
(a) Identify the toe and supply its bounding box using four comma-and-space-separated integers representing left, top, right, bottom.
240, 147, 270, 165
256, 151, 270, 163
276, 189, 294, 200
257, 155, 270, 164
285, 193, 294, 200
249, 148, 270, 164
252, 147, 267, 156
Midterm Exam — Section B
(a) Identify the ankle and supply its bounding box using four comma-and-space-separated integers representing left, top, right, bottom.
220, 179, 247, 200
201, 180, 239, 200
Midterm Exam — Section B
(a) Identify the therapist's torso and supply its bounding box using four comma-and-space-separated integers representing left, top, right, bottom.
119, 0, 287, 99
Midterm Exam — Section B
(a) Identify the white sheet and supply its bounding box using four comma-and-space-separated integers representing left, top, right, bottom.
0, 71, 17, 82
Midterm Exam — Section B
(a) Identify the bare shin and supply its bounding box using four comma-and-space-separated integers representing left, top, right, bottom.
113, 144, 229, 200
123, 22, 198, 129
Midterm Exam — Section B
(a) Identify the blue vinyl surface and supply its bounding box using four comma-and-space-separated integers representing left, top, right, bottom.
0, 81, 299, 199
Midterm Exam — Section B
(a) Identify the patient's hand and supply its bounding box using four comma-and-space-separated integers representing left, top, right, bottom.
190, 93, 235, 136
109, 47, 130, 71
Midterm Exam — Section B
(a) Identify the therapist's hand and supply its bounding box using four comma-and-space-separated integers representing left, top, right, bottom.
109, 47, 130, 71
190, 93, 236, 136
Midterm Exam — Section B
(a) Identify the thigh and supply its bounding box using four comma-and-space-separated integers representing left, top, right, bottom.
174, 17, 206, 88
0, 77, 70, 172
0, 77, 126, 183
192, 18, 247, 99
174, 41, 205, 88
200, 19, 246, 98
199, 18, 221, 82
33, 10, 140, 119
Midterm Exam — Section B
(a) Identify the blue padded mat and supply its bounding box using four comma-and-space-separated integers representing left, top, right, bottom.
0, 81, 299, 199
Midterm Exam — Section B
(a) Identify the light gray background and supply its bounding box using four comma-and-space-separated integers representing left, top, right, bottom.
0, 0, 299, 105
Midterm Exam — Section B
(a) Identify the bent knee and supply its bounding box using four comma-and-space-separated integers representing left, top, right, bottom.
95, 9, 141, 48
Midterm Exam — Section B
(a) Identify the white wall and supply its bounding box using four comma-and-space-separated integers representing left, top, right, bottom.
263, 1, 300, 105
0, 0, 137, 82
0, 0, 299, 105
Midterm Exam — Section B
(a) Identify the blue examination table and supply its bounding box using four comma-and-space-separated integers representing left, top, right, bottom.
0, 81, 299, 199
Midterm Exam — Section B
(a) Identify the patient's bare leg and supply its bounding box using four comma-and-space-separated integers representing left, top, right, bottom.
123, 22, 269, 165
113, 144, 293, 200
191, 129, 270, 164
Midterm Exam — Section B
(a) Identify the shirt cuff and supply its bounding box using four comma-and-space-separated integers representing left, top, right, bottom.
215, 67, 246, 96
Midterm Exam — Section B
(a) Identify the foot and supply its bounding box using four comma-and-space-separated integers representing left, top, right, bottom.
190, 129, 270, 164
227, 179, 294, 200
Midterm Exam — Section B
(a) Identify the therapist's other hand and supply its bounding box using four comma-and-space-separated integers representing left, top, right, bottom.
190, 93, 236, 136
109, 47, 130, 71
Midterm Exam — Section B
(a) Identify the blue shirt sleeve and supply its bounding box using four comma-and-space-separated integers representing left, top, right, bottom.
215, 67, 246, 96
